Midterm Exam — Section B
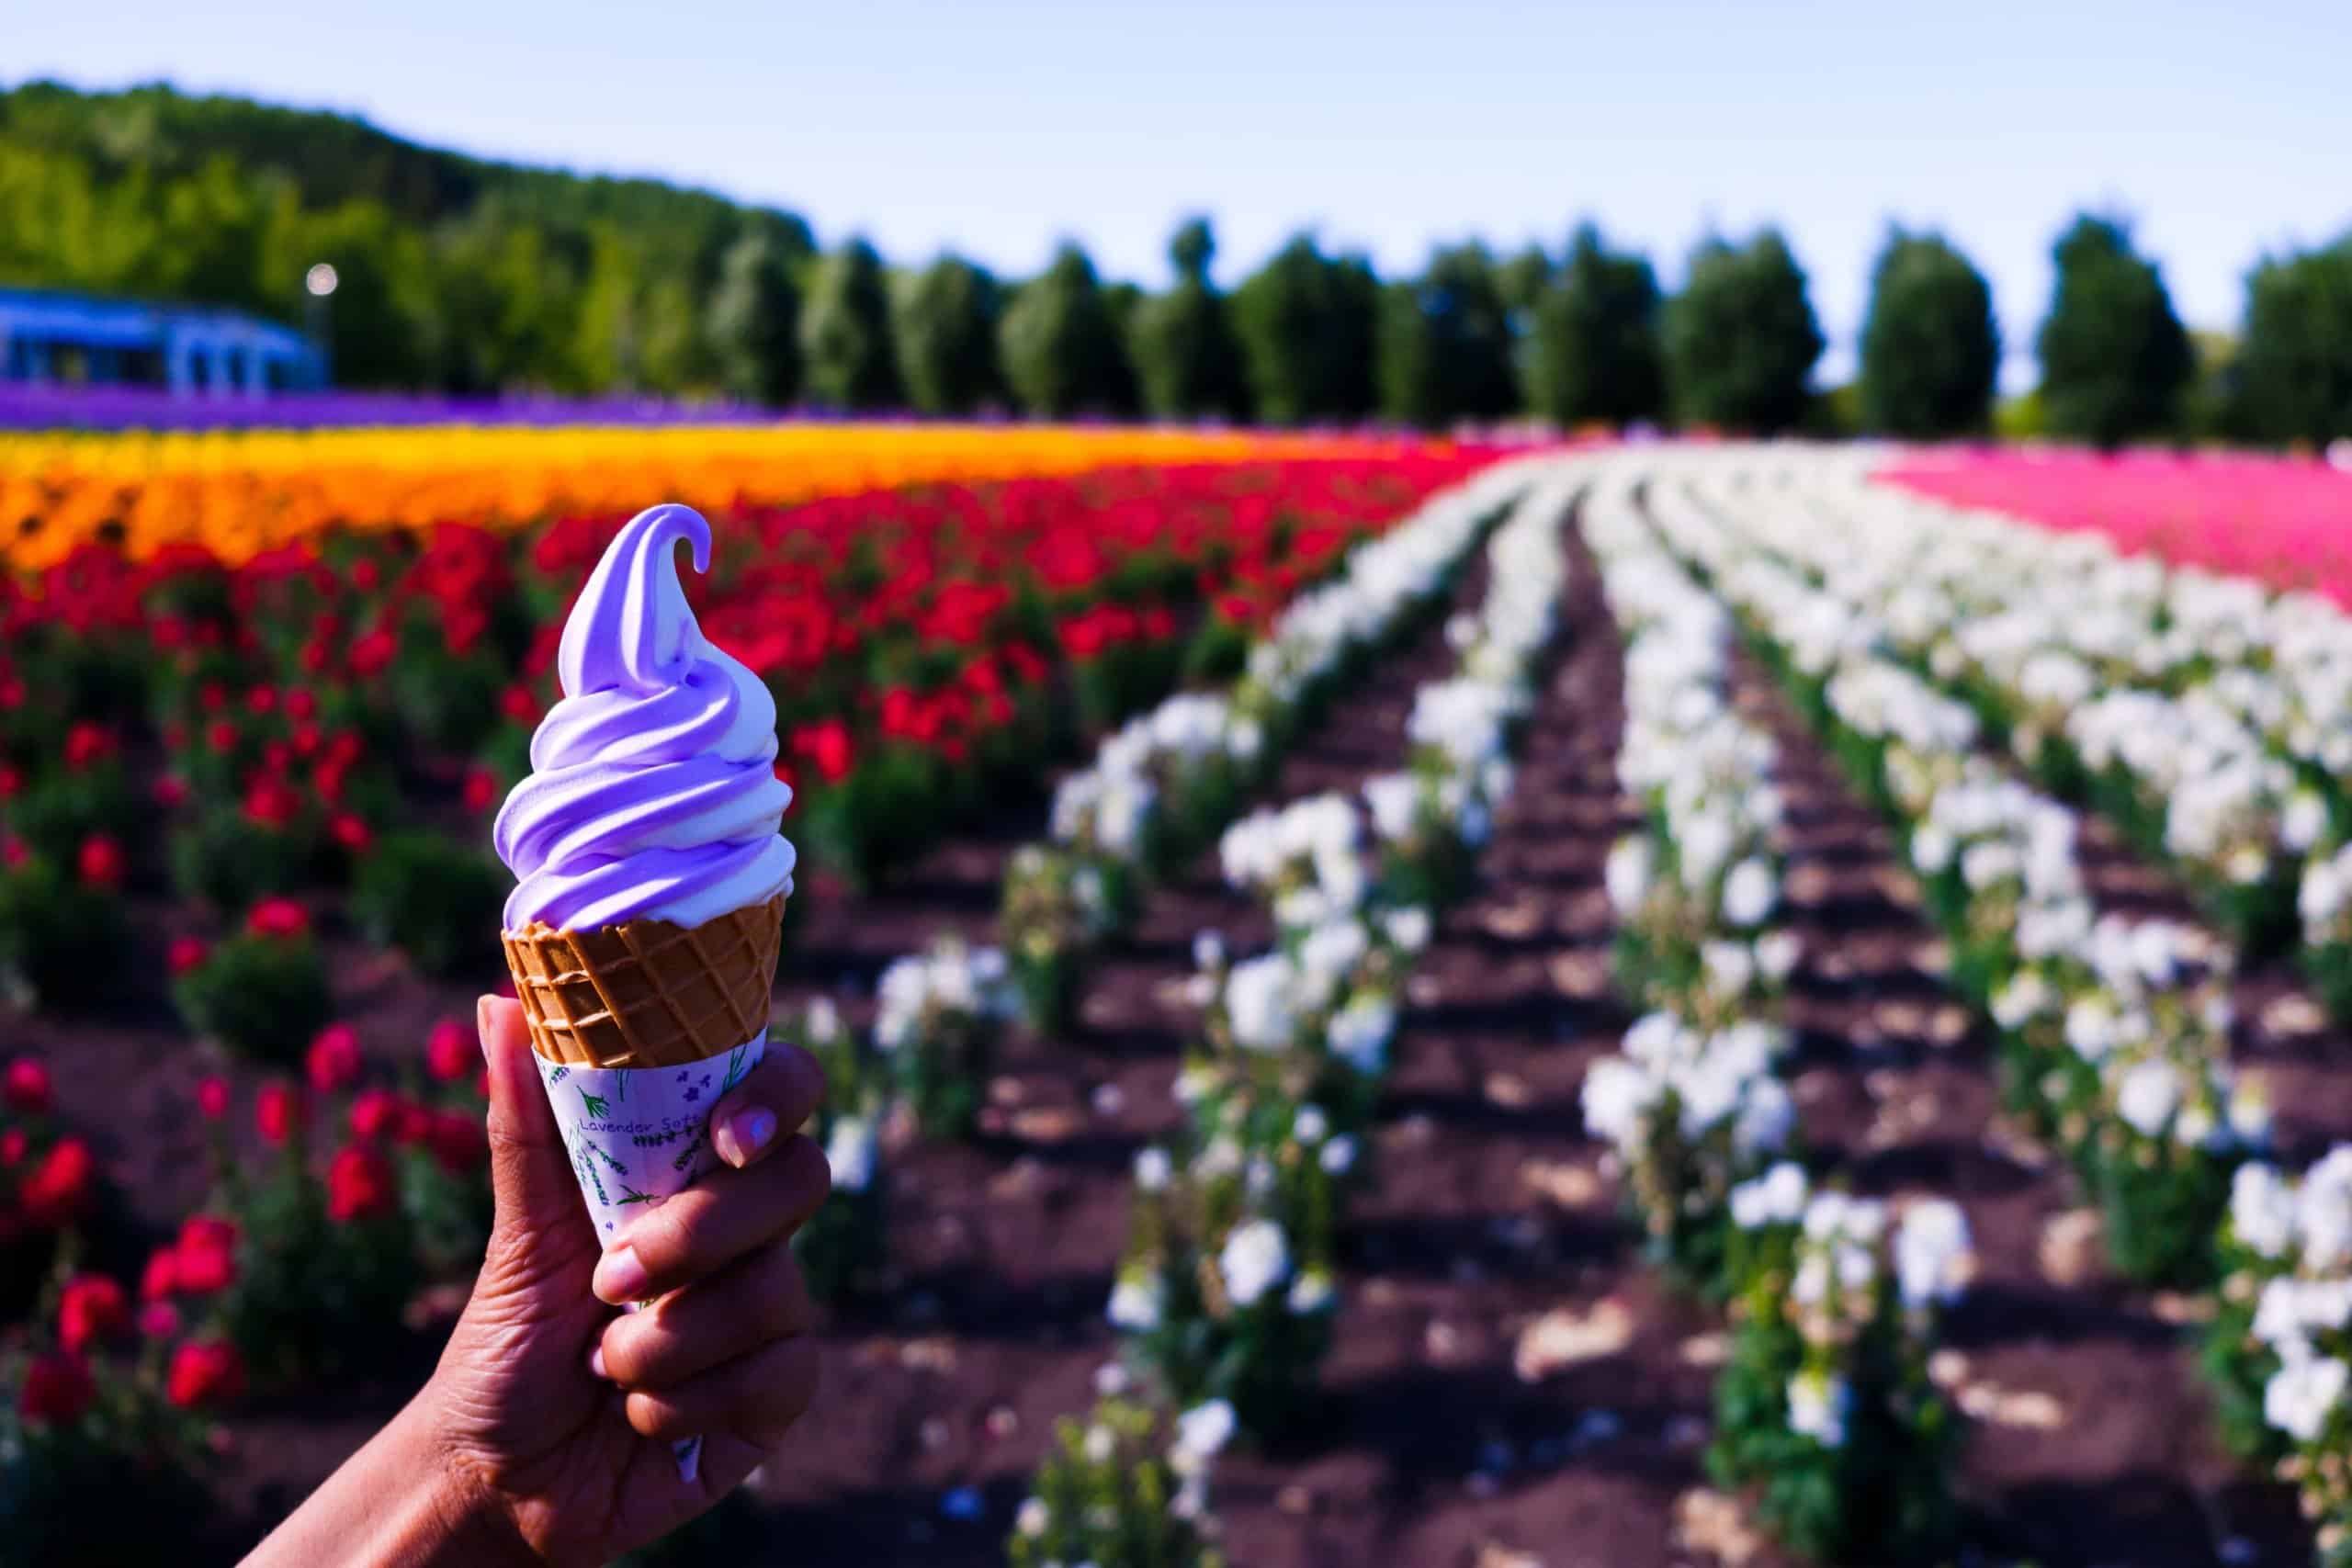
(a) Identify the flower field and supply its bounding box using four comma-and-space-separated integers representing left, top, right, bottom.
8, 427, 2352, 1567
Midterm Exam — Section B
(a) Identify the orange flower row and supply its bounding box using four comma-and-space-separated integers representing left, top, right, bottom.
0, 423, 1422, 569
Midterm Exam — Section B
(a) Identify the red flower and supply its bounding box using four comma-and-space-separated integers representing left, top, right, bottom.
171, 1216, 239, 1295
18, 1352, 95, 1427
791, 718, 856, 784
427, 1111, 487, 1176
205, 717, 240, 755
196, 1077, 231, 1119
394, 1100, 435, 1147
139, 1301, 182, 1339
462, 767, 499, 813
76, 834, 124, 890
325, 1145, 395, 1224
19, 1137, 95, 1228
330, 813, 372, 854
153, 773, 190, 808
306, 1024, 362, 1093
0, 763, 18, 800
424, 1019, 472, 1084
0, 1129, 24, 1166
243, 777, 300, 829
348, 1088, 401, 1143
169, 935, 211, 976
3, 1055, 51, 1115
198, 682, 228, 714
246, 898, 311, 939
3, 836, 29, 871
63, 721, 114, 770
246, 683, 278, 716
256, 1082, 300, 1145
166, 1338, 245, 1411
57, 1274, 130, 1354
286, 687, 319, 722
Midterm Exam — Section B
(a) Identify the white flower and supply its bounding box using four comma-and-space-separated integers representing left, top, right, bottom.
1604, 837, 1654, 915
1363, 773, 1420, 842
1015, 1497, 1050, 1538
1294, 1106, 1330, 1145
1172, 1399, 1237, 1471
1733, 1077, 1795, 1157
1226, 953, 1300, 1052
1894, 1200, 1972, 1309
1721, 858, 1777, 928
2230, 1164, 2297, 1258
1218, 1218, 1292, 1307
1786, 1368, 1850, 1449
1320, 1134, 1359, 1175
824, 1115, 876, 1194
1756, 930, 1802, 982
804, 995, 842, 1044
1731, 1161, 1809, 1229
1193, 929, 1227, 972
1383, 906, 1432, 953
2064, 998, 2119, 1063
1910, 822, 1954, 874
1108, 1276, 1163, 1331
2285, 791, 2329, 853
1083, 1424, 1117, 1463
1328, 994, 1397, 1076
2116, 1058, 2183, 1137
1287, 1270, 1336, 1313
2265, 1356, 2349, 1444
1702, 940, 1756, 997
1581, 1056, 1661, 1149
1134, 1147, 1173, 1191
2301, 859, 2346, 931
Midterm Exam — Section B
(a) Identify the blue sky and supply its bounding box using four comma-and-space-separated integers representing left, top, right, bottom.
17, 0, 2351, 389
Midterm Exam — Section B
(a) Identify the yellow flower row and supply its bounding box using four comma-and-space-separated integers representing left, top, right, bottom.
0, 423, 1405, 570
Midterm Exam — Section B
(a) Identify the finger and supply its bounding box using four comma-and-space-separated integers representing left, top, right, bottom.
623, 1333, 821, 1449
592, 1134, 830, 1304
597, 1242, 815, 1390
710, 1045, 827, 1169
477, 996, 582, 1247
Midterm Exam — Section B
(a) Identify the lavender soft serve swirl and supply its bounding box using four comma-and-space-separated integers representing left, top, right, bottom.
494, 503, 796, 931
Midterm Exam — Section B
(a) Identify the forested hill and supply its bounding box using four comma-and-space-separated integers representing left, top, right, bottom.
0, 80, 815, 392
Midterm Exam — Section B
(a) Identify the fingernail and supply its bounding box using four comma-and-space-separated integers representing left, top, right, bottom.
588, 1343, 608, 1380
475, 996, 497, 1061
594, 1245, 649, 1303
717, 1106, 777, 1168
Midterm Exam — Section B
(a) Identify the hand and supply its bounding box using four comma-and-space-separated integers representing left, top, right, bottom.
247, 998, 831, 1567
425, 997, 831, 1563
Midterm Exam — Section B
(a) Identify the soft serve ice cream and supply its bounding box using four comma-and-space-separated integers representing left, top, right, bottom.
492, 502, 797, 1483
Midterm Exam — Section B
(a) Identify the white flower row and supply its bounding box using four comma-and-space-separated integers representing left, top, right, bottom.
2228, 1154, 2352, 1446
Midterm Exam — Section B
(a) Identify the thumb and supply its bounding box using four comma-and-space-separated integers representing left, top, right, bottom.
476, 994, 589, 1257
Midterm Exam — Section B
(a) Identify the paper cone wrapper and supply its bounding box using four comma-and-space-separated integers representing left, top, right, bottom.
502, 894, 789, 1483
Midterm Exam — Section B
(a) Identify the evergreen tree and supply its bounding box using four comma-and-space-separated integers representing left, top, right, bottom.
799, 236, 901, 410
891, 253, 1002, 415
1375, 242, 1517, 428
1526, 221, 1666, 428
705, 227, 801, 406
1855, 226, 2001, 437
1663, 228, 1824, 434
2034, 213, 2192, 448
997, 241, 1133, 417
1129, 216, 1248, 420
2229, 233, 2352, 446
1232, 232, 1380, 425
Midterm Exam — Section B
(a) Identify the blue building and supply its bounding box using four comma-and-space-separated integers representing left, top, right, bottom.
0, 287, 328, 397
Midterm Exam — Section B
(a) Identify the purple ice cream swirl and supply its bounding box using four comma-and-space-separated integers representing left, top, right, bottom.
493, 503, 796, 932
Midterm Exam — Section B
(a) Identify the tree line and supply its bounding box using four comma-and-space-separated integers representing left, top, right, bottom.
3, 80, 2347, 447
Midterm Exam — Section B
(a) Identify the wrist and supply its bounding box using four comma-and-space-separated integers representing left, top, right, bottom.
385, 1397, 541, 1568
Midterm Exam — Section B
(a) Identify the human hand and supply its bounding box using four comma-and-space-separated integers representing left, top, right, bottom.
418, 996, 830, 1564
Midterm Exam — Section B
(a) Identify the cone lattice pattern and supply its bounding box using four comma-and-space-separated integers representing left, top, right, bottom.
501, 894, 786, 1067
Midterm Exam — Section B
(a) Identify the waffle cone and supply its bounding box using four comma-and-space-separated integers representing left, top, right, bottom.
501, 894, 787, 1068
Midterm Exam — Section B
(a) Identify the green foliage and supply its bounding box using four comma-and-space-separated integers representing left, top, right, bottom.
348, 831, 506, 980
705, 227, 801, 406
1375, 242, 1517, 428
214, 1168, 415, 1387
2034, 212, 2193, 448
798, 237, 901, 410
1130, 217, 1249, 422
171, 931, 334, 1067
890, 253, 1002, 415
0, 854, 127, 1010
0, 79, 811, 397
1857, 227, 2001, 437
1664, 228, 1825, 434
1231, 233, 1380, 425
1006, 1397, 1227, 1568
2229, 232, 2352, 446
1527, 221, 1666, 428
168, 807, 315, 911
998, 242, 1136, 417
